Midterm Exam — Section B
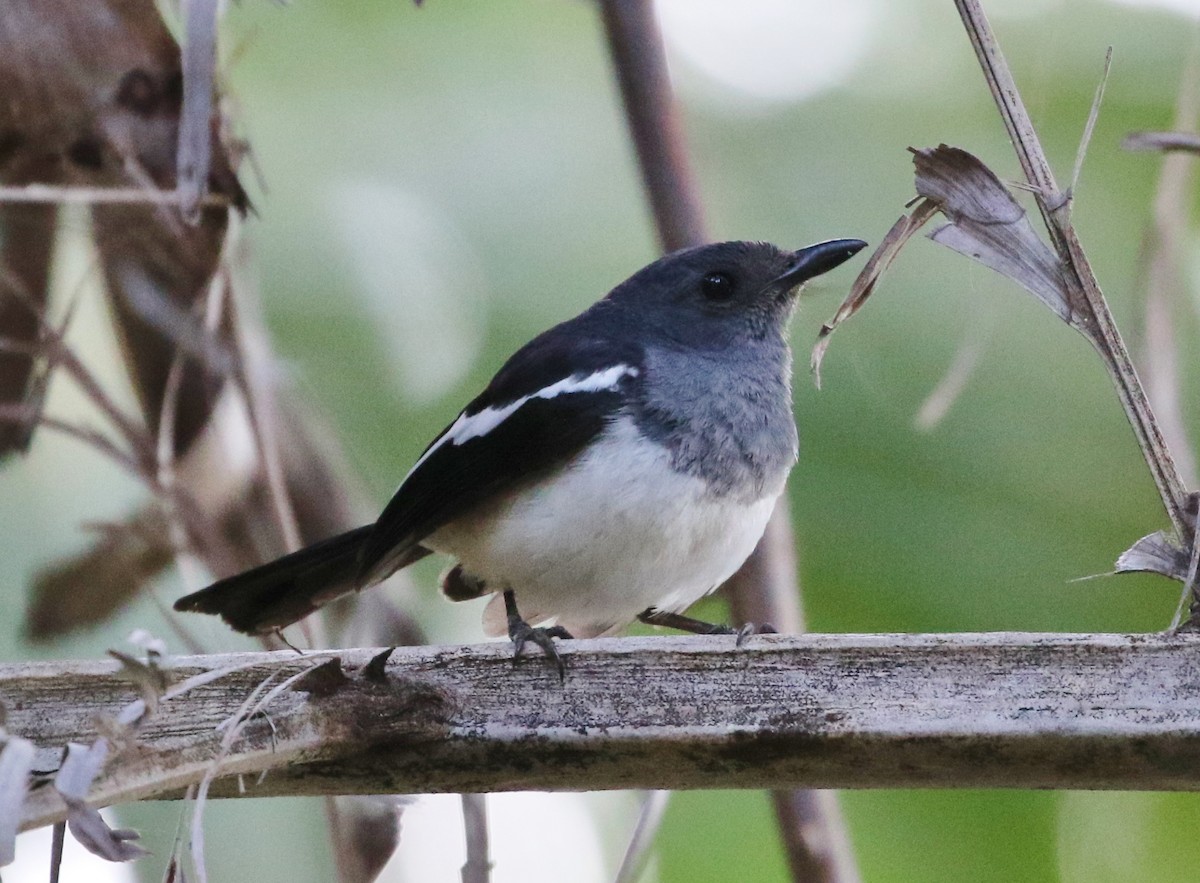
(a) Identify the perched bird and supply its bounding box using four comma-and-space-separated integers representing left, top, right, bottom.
175, 238, 865, 669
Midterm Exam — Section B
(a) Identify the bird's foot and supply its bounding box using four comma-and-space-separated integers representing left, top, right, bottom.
504, 590, 572, 682
638, 609, 776, 646
734, 621, 778, 647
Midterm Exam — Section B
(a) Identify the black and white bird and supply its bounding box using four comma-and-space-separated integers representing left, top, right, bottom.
175, 239, 865, 667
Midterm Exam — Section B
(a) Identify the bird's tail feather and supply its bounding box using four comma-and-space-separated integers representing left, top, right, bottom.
174, 526, 377, 635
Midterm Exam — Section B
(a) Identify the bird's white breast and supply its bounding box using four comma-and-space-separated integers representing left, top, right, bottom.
425, 415, 784, 637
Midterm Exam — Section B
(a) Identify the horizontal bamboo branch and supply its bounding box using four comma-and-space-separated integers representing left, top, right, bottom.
9, 632, 1200, 831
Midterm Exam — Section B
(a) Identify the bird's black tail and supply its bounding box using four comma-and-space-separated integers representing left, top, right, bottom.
174, 526, 376, 635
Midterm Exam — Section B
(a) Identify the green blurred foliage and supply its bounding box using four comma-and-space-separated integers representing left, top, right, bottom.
4, 0, 1200, 880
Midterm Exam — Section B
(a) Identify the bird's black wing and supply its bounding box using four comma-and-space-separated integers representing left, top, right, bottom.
356, 326, 644, 585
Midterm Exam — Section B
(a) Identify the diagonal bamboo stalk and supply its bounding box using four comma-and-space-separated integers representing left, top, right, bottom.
953, 0, 1191, 543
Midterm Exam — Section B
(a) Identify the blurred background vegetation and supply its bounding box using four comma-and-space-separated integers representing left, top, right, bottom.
5, 0, 1200, 880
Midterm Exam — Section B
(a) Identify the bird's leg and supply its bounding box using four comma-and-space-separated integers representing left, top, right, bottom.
638, 609, 777, 647
504, 589, 573, 681
638, 609, 733, 635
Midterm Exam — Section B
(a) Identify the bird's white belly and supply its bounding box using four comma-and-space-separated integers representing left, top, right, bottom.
425, 416, 784, 637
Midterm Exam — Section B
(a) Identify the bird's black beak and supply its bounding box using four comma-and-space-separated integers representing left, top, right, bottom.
772, 239, 868, 292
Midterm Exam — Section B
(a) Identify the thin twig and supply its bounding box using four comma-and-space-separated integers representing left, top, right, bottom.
49, 819, 64, 883
460, 794, 491, 883
178, 0, 221, 223
954, 0, 1191, 539
1123, 131, 1200, 153
0, 406, 141, 476
166, 785, 196, 883
223, 264, 313, 652
191, 662, 326, 882
613, 791, 669, 883
226, 287, 303, 555
152, 253, 228, 656
0, 266, 155, 468
1136, 37, 1200, 621
190, 669, 283, 883
1069, 47, 1113, 202
914, 315, 991, 431
37, 338, 149, 459
0, 184, 232, 208
1177, 515, 1200, 630
0, 402, 228, 577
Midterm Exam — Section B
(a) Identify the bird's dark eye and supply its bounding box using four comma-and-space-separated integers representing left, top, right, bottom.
701, 272, 734, 300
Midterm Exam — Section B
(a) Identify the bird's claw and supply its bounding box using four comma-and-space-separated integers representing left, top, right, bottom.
504, 590, 572, 682
509, 620, 572, 682
735, 622, 777, 647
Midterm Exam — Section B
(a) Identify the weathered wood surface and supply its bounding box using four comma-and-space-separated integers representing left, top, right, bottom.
8, 632, 1200, 830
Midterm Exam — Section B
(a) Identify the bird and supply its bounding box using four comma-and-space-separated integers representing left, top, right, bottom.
175, 238, 866, 672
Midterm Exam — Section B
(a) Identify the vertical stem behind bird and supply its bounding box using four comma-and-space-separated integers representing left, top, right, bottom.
597, 2, 863, 882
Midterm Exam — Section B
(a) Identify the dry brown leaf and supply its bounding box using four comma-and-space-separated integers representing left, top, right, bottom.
1115, 531, 1190, 581
810, 199, 939, 386
27, 512, 173, 641
912, 145, 1075, 326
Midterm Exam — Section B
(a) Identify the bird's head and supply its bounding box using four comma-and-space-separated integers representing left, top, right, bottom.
604, 239, 866, 348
